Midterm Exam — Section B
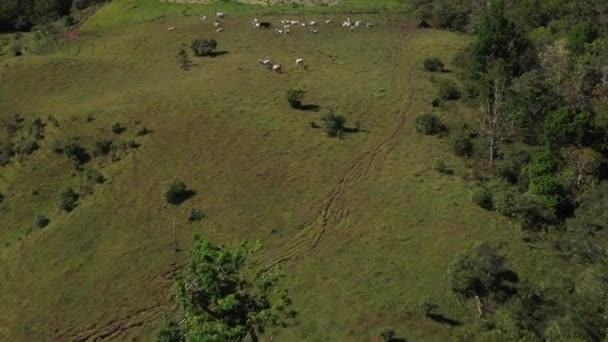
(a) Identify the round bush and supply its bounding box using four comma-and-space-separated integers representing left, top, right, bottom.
33, 214, 50, 228
423, 57, 444, 72
472, 186, 493, 210
57, 187, 79, 212
163, 180, 193, 204
450, 132, 473, 157
415, 114, 446, 135
439, 81, 461, 101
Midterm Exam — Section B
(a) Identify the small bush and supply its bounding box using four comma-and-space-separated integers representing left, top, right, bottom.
33, 214, 50, 228
191, 39, 218, 57
431, 98, 441, 107
111, 123, 125, 134
415, 114, 446, 135
438, 81, 461, 100
434, 160, 453, 175
163, 179, 193, 204
423, 57, 444, 72
84, 169, 105, 184
0, 192, 4, 204
135, 127, 152, 137
188, 208, 205, 222
15, 139, 39, 155
490, 181, 520, 218
320, 111, 346, 137
93, 140, 112, 156
379, 329, 396, 342
286, 88, 305, 109
64, 143, 90, 166
472, 186, 493, 210
450, 131, 473, 157
57, 187, 79, 212
11, 43, 23, 56
0, 143, 14, 166
126, 139, 140, 149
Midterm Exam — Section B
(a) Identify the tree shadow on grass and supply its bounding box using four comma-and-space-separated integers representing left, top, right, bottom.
208, 51, 229, 57
299, 104, 320, 112
168, 190, 196, 205
428, 313, 461, 327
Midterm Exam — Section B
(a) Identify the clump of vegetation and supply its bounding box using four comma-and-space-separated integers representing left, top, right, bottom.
57, 187, 79, 212
187, 208, 205, 222
431, 98, 441, 107
176, 46, 193, 70
0, 143, 14, 166
126, 139, 139, 149
64, 142, 90, 166
423, 57, 444, 72
0, 192, 4, 204
472, 186, 493, 210
93, 140, 112, 156
415, 114, 446, 135
286, 88, 305, 109
159, 238, 295, 341
84, 169, 105, 184
135, 126, 152, 137
320, 111, 346, 137
11, 43, 22, 56
190, 39, 218, 57
33, 214, 50, 229
438, 81, 461, 100
111, 123, 125, 134
419, 297, 439, 318
14, 138, 39, 156
450, 131, 473, 157
434, 160, 453, 175
162, 179, 194, 204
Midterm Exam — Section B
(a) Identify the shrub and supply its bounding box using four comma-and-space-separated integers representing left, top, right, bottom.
438, 81, 461, 100
93, 140, 112, 156
135, 127, 152, 137
191, 39, 218, 56
14, 139, 39, 155
11, 43, 22, 56
84, 169, 105, 184
64, 143, 90, 166
320, 111, 346, 137
450, 132, 473, 157
490, 181, 520, 218
176, 46, 192, 70
0, 143, 14, 166
111, 123, 125, 134
423, 57, 444, 72
431, 98, 441, 107
33, 214, 50, 228
286, 88, 305, 109
188, 208, 205, 222
57, 187, 78, 212
496, 150, 530, 183
0, 192, 4, 204
379, 329, 396, 342
126, 139, 140, 149
163, 179, 193, 204
415, 114, 446, 135
472, 186, 493, 210
434, 160, 453, 175
51, 141, 64, 154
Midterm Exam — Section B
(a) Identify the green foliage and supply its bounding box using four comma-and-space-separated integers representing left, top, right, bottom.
63, 142, 89, 166
567, 21, 598, 54
472, 186, 493, 210
14, 138, 39, 156
419, 297, 438, 317
379, 328, 396, 342
190, 39, 218, 57
174, 238, 294, 341
567, 182, 608, 233
93, 139, 112, 156
156, 317, 184, 342
438, 81, 461, 100
135, 126, 152, 137
496, 149, 531, 183
431, 0, 470, 32
188, 208, 205, 222
320, 111, 346, 137
423, 57, 444, 72
33, 213, 50, 228
162, 179, 193, 205
56, 186, 78, 212
415, 114, 446, 135
450, 131, 473, 157
447, 242, 507, 298
111, 123, 125, 134
286, 88, 305, 109
543, 107, 593, 150
489, 180, 520, 218
0, 143, 14, 166
84, 168, 105, 184
0, 192, 4, 204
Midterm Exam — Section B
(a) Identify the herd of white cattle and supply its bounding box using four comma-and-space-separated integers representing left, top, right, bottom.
167, 12, 374, 73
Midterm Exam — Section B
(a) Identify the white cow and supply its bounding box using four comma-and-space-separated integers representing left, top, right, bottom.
366, 22, 373, 28
342, 21, 350, 27
325, 19, 332, 24
296, 58, 304, 66
309, 29, 318, 34
284, 29, 291, 34
259, 59, 272, 68
216, 28, 224, 32
275, 29, 284, 35
272, 64, 282, 73
309, 20, 317, 26
214, 21, 221, 27
216, 12, 225, 18
167, 26, 176, 31
200, 15, 207, 20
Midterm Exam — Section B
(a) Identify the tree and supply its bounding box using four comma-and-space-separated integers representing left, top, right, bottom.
286, 88, 305, 109
320, 111, 346, 137
190, 39, 217, 57
172, 238, 294, 342
162, 179, 193, 205
176, 46, 192, 71
560, 147, 603, 203
447, 242, 508, 316
476, 62, 515, 165
539, 39, 571, 94
57, 186, 78, 212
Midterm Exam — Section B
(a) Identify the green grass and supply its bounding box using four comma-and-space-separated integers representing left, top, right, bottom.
0, 1, 575, 341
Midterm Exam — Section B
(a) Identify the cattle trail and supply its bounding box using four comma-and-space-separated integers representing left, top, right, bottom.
260, 27, 423, 271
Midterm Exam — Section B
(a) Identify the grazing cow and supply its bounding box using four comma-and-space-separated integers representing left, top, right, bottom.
254, 22, 261, 28
259, 58, 272, 68
309, 20, 317, 26
280, 20, 288, 25
300, 23, 307, 27
325, 19, 332, 24
272, 64, 282, 73
214, 21, 221, 27
275, 29, 284, 35
284, 29, 291, 34
283, 24, 291, 29
354, 20, 363, 27
200, 15, 207, 20
216, 28, 224, 32
366, 22, 373, 28
260, 22, 271, 28
342, 21, 350, 27
253, 18, 259, 23
167, 26, 176, 31
296, 58, 304, 66
290, 20, 299, 25
216, 12, 225, 18
309, 29, 318, 34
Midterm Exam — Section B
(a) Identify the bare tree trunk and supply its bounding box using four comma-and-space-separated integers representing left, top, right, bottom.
489, 136, 495, 166
474, 295, 484, 317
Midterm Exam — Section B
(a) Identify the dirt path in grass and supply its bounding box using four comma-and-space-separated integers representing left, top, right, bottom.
259, 25, 422, 271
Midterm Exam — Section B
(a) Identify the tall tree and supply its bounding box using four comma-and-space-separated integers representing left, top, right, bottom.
163, 238, 295, 342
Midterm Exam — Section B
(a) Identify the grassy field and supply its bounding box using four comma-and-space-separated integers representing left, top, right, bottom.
0, 1, 571, 341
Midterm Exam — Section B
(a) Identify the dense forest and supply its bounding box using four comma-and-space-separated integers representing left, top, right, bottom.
0, 0, 104, 31
413, 0, 608, 340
